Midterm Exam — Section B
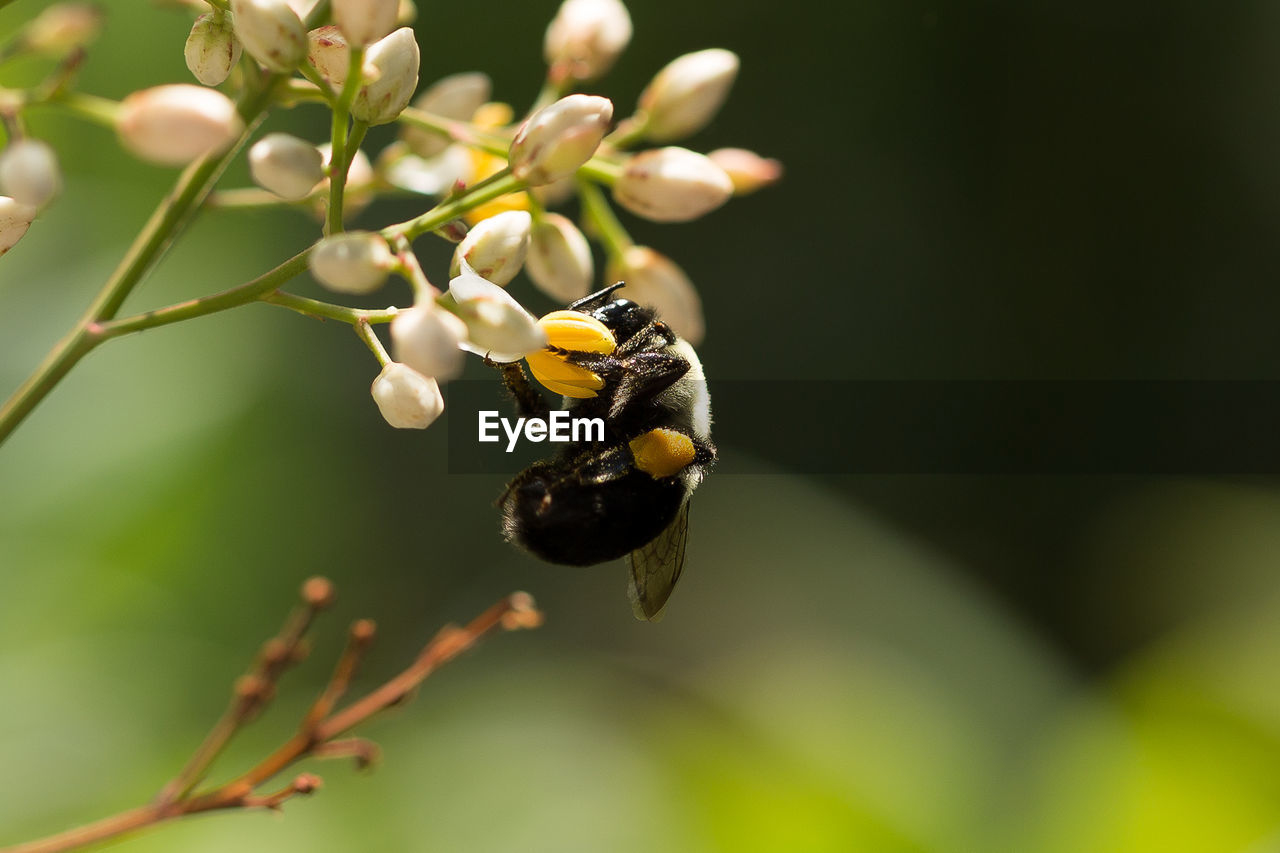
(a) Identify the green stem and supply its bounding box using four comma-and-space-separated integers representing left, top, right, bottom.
525, 190, 547, 225
0, 327, 100, 448
111, 173, 523, 339
0, 148, 523, 447
387, 170, 523, 242
261, 290, 397, 325
207, 187, 303, 209
0, 78, 281, 446
577, 158, 622, 185
354, 320, 391, 366
526, 75, 567, 118
346, 120, 368, 166
390, 234, 434, 304
279, 79, 330, 106
396, 108, 511, 158
603, 114, 649, 150
96, 251, 312, 339
48, 91, 120, 128
296, 65, 335, 100
208, 184, 419, 210
327, 44, 365, 235
303, 0, 331, 26
576, 178, 631, 261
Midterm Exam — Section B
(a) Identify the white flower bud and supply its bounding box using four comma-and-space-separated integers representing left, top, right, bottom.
309, 231, 395, 294
450, 210, 531, 287
509, 95, 613, 186
637, 48, 739, 142
449, 263, 547, 362
527, 213, 593, 303
0, 140, 61, 209
0, 197, 37, 257
351, 27, 419, 125
249, 133, 325, 200
612, 147, 733, 223
117, 85, 244, 166
371, 362, 444, 429
390, 303, 468, 380
307, 25, 350, 86
24, 3, 103, 55
402, 72, 491, 158
707, 147, 782, 195
231, 0, 306, 72
608, 245, 703, 344
185, 13, 242, 86
333, 0, 398, 47
543, 0, 632, 81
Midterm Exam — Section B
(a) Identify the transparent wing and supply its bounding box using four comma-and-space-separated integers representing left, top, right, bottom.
626, 500, 690, 622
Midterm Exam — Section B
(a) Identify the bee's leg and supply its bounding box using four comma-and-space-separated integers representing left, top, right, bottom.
615, 319, 678, 356
485, 357, 550, 418
607, 352, 691, 420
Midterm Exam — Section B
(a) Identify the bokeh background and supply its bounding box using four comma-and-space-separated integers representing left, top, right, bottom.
4, 1, 1280, 851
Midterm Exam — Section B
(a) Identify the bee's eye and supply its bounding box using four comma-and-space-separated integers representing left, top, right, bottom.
628, 428, 696, 479
525, 310, 617, 398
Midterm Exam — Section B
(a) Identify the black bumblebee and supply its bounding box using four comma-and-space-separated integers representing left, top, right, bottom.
492, 283, 715, 621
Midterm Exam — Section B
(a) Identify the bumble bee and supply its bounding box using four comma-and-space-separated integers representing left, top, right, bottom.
491, 283, 715, 621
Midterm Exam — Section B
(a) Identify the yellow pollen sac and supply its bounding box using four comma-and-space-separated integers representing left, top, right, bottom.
629, 428, 697, 479
465, 104, 528, 224
539, 311, 617, 353
525, 311, 617, 398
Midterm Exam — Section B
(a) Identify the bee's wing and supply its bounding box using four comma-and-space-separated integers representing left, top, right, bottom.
626, 499, 690, 622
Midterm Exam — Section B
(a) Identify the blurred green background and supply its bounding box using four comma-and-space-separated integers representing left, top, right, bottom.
5, 1, 1280, 851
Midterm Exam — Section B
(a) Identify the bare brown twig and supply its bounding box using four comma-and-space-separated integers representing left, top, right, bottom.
0, 580, 543, 853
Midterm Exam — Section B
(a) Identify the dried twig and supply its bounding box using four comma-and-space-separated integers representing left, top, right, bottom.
1, 580, 543, 853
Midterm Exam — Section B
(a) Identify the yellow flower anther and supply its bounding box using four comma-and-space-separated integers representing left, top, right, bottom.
525, 310, 616, 398
629, 428, 696, 479
465, 102, 530, 224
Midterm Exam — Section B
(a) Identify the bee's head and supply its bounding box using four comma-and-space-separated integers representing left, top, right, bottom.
565, 283, 656, 345
588, 297, 654, 344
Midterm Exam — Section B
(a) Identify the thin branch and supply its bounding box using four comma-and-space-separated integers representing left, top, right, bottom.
0, 583, 542, 853
576, 177, 633, 263
157, 578, 335, 804
301, 618, 376, 732
0, 74, 283, 446
326, 45, 365, 236
396, 107, 512, 158
261, 290, 399, 325
391, 234, 437, 304
354, 319, 392, 366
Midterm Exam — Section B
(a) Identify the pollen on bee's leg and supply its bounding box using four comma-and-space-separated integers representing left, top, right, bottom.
525, 349, 605, 397
629, 428, 696, 479
525, 311, 618, 397
538, 311, 617, 354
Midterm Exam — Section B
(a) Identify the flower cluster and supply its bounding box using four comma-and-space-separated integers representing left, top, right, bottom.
0, 0, 779, 435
